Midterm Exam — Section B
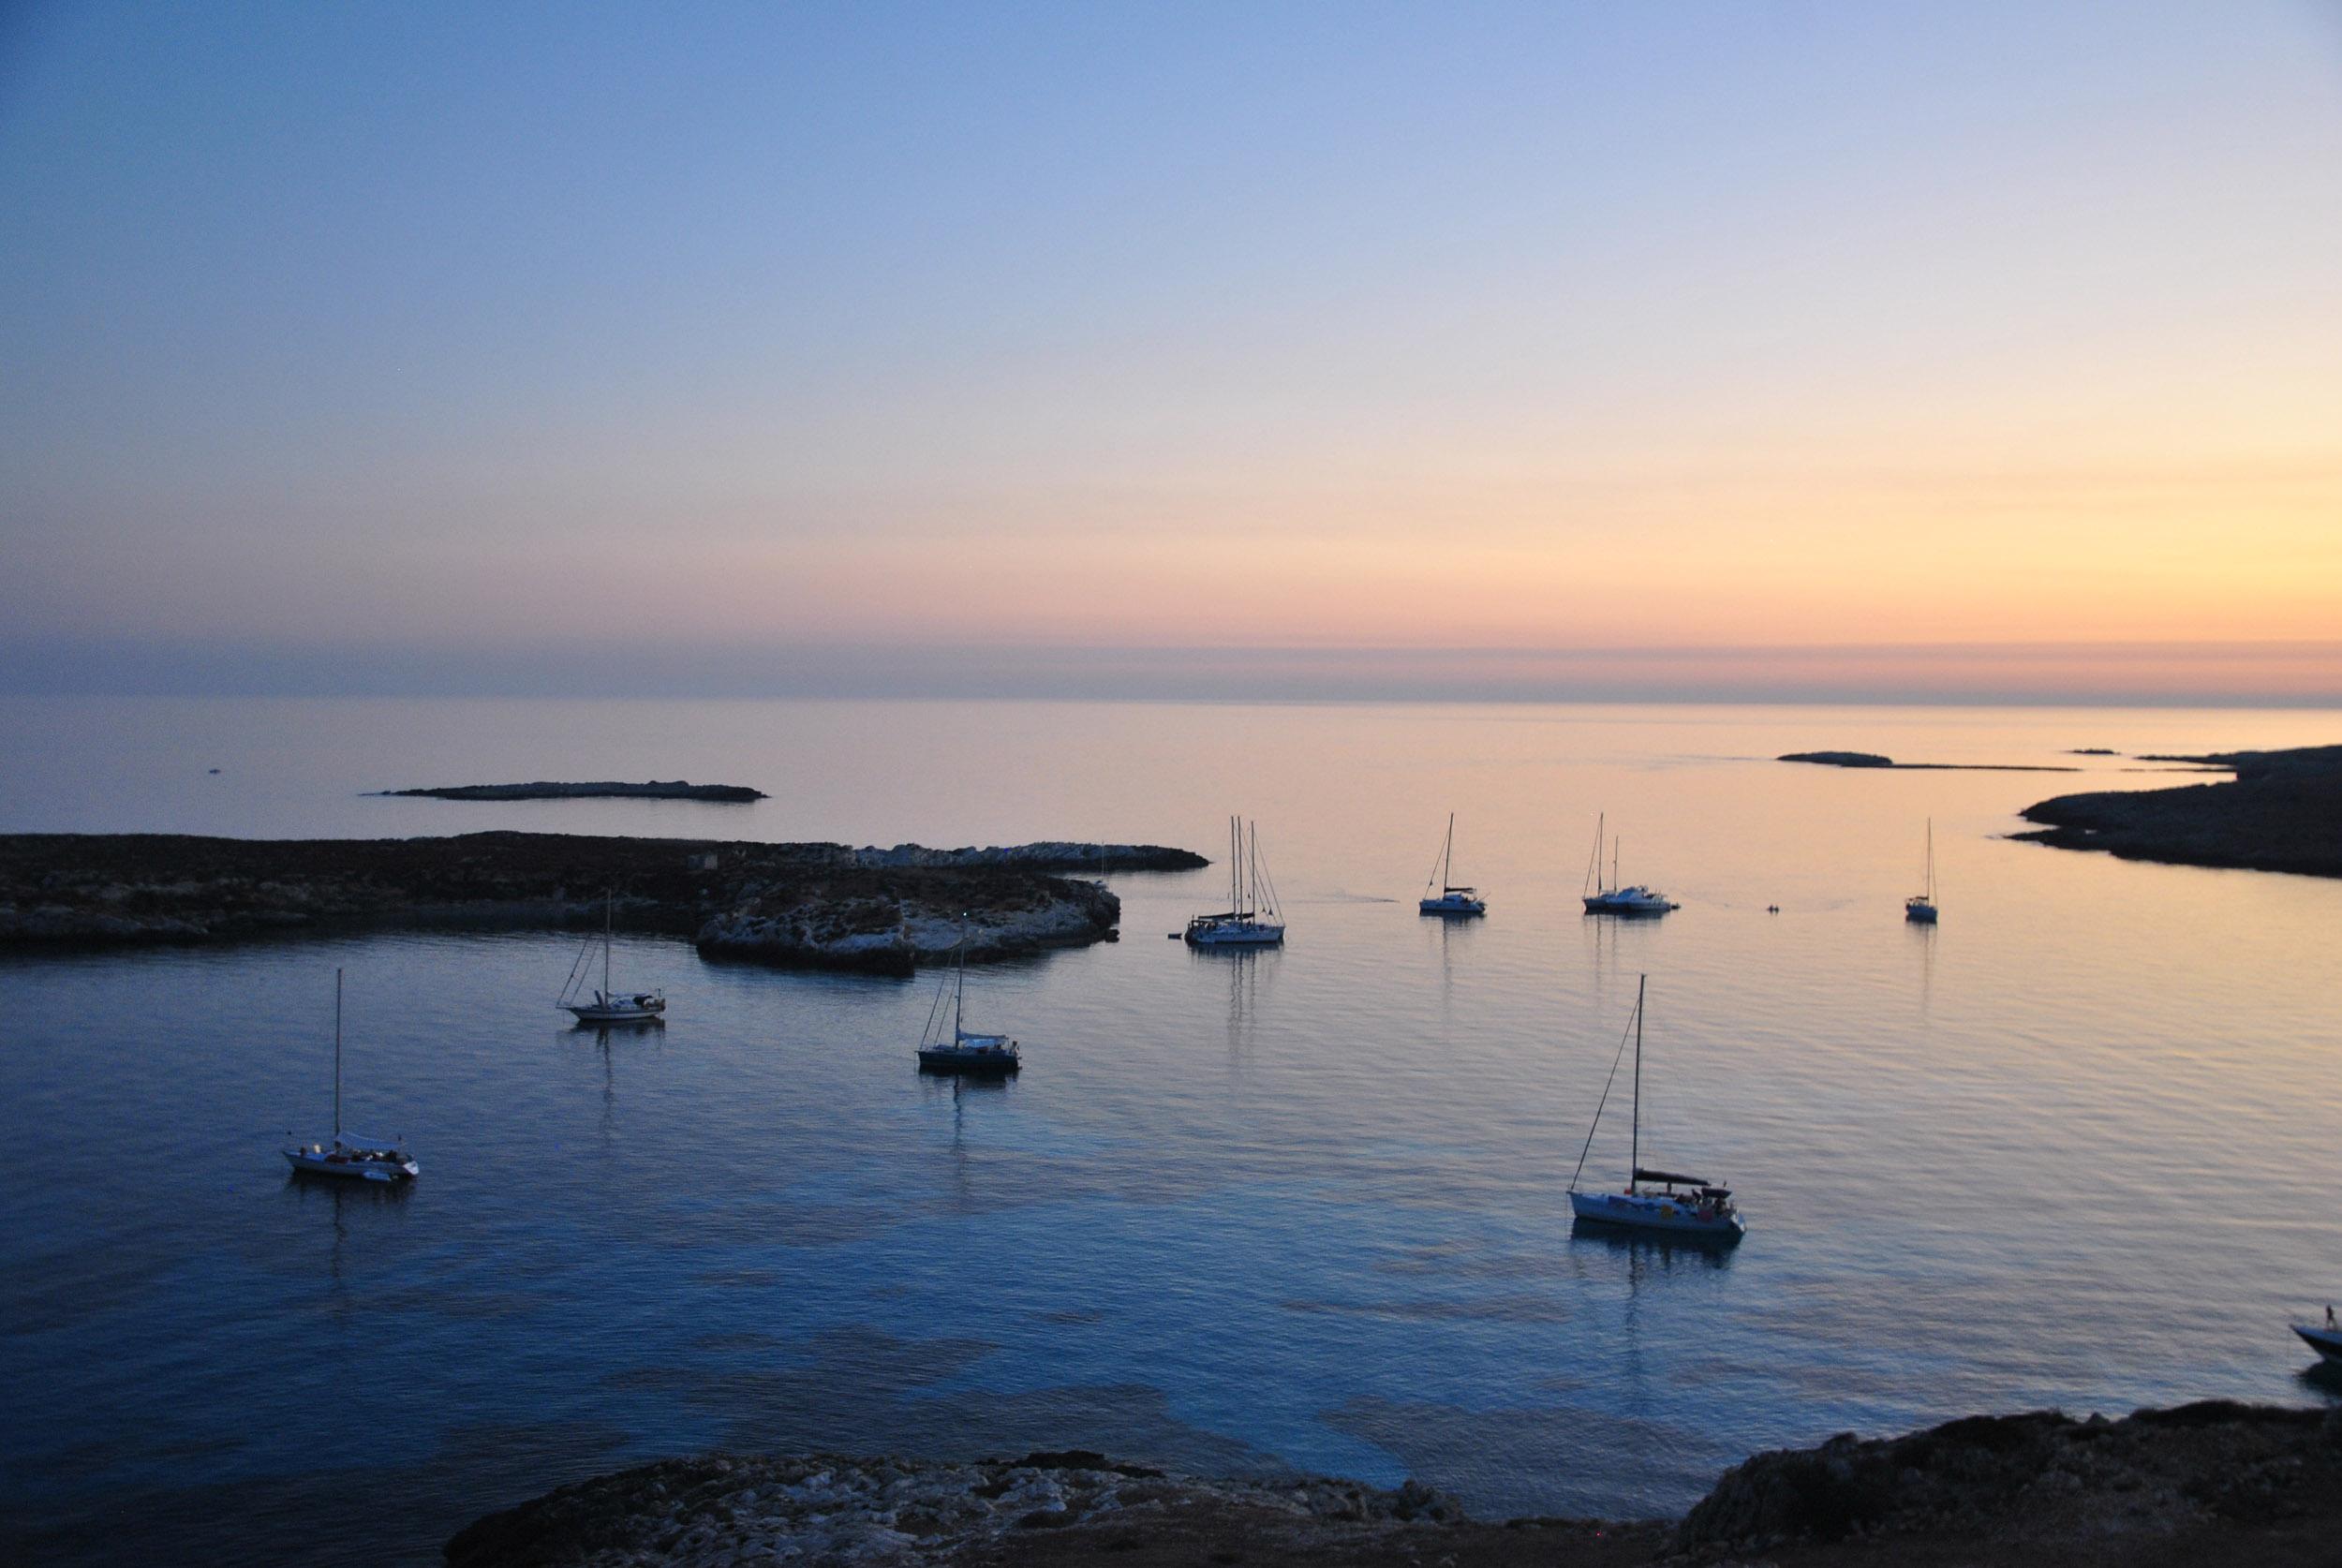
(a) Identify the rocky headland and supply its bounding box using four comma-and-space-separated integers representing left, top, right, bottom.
0, 833, 1204, 974
2014, 744, 2342, 880
382, 781, 768, 802
443, 1402, 2342, 1568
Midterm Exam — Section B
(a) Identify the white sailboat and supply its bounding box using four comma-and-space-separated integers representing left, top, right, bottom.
1905, 820, 1940, 924
1581, 814, 1678, 915
1185, 817, 1286, 947
561, 890, 666, 1023
916, 919, 1020, 1074
1566, 976, 1741, 1237
284, 969, 419, 1182
1417, 812, 1486, 916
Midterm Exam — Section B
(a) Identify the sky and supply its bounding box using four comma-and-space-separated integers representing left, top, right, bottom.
3, 1, 2339, 703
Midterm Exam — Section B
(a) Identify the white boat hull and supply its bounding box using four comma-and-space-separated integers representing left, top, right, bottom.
284, 1147, 418, 1182
1185, 921, 1284, 947
1570, 1189, 1742, 1236
566, 996, 666, 1023
2294, 1324, 2342, 1363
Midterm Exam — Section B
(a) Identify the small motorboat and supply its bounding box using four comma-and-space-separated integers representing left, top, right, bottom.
1581, 815, 1677, 915
284, 969, 419, 1183
562, 890, 667, 1023
1417, 813, 1486, 916
1565, 976, 1742, 1239
2293, 1317, 2342, 1363
917, 920, 1021, 1075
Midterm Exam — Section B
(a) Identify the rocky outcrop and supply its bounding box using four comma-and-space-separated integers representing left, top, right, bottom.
2015, 744, 2342, 879
1779, 751, 2077, 772
444, 1451, 1477, 1568
1676, 1401, 2342, 1557
0, 833, 1146, 972
1780, 750, 1896, 768
851, 841, 1207, 872
382, 781, 767, 802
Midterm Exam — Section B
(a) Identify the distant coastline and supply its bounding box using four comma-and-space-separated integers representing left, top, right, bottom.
1778, 750, 2079, 772
2015, 745, 2342, 880
0, 832, 1207, 974
378, 779, 766, 802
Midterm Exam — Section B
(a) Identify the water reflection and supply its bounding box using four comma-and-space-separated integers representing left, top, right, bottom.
1566, 1219, 1740, 1272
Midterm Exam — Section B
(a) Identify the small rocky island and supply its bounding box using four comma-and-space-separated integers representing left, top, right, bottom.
0, 833, 1207, 974
381, 780, 767, 802
444, 1401, 2342, 1567
2016, 744, 2342, 879
1779, 751, 2077, 772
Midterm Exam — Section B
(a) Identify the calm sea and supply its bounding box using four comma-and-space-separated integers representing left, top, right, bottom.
4, 696, 2340, 1564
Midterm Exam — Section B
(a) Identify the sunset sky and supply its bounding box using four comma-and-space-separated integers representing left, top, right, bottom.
4, 2, 2339, 702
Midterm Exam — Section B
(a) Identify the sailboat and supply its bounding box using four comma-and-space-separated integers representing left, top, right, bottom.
1581, 814, 1678, 915
1905, 820, 1940, 924
1185, 817, 1286, 947
284, 969, 419, 1182
917, 918, 1020, 1074
1566, 976, 1741, 1237
561, 890, 666, 1023
1417, 812, 1486, 916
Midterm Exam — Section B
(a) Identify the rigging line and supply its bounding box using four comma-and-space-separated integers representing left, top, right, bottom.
1582, 815, 1603, 896
1255, 826, 1283, 920
1423, 824, 1449, 897
1567, 991, 1641, 1192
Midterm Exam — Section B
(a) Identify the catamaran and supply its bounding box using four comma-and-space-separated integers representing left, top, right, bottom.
917, 919, 1020, 1074
1186, 817, 1285, 947
1566, 976, 1741, 1237
561, 889, 666, 1023
284, 969, 419, 1183
1581, 814, 1678, 915
1418, 812, 1486, 916
1905, 820, 1940, 924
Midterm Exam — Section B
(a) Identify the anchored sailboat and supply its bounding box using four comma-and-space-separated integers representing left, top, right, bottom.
1566, 976, 1741, 1237
1905, 820, 1940, 924
1418, 812, 1486, 916
1581, 814, 1678, 915
283, 969, 419, 1182
561, 890, 666, 1023
1185, 817, 1285, 947
917, 918, 1020, 1074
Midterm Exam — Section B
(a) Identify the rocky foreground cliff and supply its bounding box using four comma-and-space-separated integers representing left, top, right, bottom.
0, 832, 1205, 974
444, 1402, 2342, 1568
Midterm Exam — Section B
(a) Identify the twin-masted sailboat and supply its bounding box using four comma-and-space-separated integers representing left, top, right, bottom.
1566, 976, 1741, 1237
284, 968, 419, 1183
1185, 817, 1285, 947
561, 889, 667, 1023
1905, 820, 1940, 924
1417, 812, 1486, 916
916, 918, 1020, 1074
1581, 814, 1678, 915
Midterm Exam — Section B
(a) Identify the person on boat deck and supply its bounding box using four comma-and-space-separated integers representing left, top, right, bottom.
2327, 1304, 2336, 1329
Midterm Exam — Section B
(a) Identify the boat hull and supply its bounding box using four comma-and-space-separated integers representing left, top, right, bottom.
917, 1048, 1020, 1075
1570, 1189, 1742, 1236
284, 1149, 418, 1182
2294, 1324, 2342, 1363
566, 998, 666, 1023
1418, 896, 1485, 916
1185, 923, 1284, 947
1582, 896, 1675, 915
1905, 902, 1938, 925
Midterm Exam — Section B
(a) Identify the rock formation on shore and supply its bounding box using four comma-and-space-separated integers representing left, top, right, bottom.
2015, 744, 2342, 880
382, 781, 768, 802
0, 833, 1201, 973
443, 1403, 2342, 1568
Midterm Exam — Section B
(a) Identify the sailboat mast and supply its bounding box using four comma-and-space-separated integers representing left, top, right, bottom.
955, 915, 966, 1039
334, 966, 343, 1140
1443, 812, 1455, 887
602, 889, 613, 998
1629, 974, 1645, 1191
1926, 819, 1935, 899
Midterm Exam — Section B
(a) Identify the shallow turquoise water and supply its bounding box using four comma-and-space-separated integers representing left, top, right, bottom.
4, 697, 2340, 1563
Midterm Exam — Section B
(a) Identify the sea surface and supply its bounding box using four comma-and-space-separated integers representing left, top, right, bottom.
4, 696, 2340, 1564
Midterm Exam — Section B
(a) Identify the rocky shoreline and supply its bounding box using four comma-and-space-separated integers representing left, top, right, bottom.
2014, 744, 2342, 880
444, 1401, 2342, 1567
0, 832, 1205, 974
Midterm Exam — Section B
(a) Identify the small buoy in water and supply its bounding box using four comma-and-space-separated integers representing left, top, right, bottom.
1767, 904, 1780, 913
208, 767, 221, 775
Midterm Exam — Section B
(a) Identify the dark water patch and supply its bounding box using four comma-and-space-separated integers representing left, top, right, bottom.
1327, 1396, 1727, 1519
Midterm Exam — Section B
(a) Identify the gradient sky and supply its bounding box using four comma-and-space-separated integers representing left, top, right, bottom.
4, 2, 2339, 701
